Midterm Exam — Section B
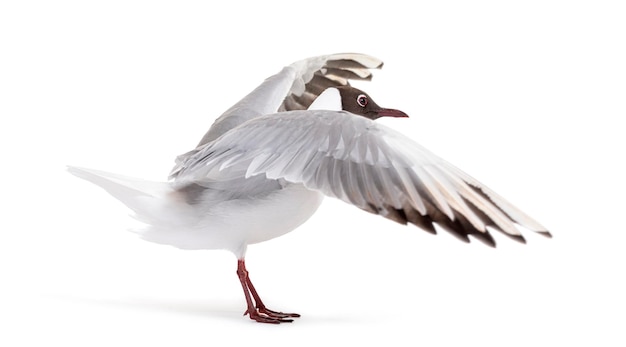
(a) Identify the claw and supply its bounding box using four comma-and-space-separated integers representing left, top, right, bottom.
258, 307, 300, 318
246, 310, 294, 324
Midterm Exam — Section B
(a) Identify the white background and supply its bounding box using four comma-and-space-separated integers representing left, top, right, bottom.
2, 1, 625, 346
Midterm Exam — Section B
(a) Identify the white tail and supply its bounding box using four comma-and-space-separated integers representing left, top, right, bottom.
67, 166, 192, 228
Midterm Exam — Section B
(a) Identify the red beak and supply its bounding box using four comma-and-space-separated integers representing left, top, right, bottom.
377, 108, 409, 118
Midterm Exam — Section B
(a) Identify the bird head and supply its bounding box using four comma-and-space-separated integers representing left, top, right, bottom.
308, 86, 409, 120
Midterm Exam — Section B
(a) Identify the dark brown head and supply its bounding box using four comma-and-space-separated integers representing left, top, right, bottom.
336, 86, 408, 120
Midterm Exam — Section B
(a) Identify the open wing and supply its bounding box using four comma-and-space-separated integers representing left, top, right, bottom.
173, 110, 550, 246
195, 53, 383, 146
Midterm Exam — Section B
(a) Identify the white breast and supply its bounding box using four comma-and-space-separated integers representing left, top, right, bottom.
209, 183, 324, 246
136, 183, 324, 258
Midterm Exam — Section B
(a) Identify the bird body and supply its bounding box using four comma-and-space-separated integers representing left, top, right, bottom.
69, 53, 549, 323
69, 164, 324, 258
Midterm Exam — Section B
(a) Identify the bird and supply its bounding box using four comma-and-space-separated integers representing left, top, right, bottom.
69, 53, 550, 324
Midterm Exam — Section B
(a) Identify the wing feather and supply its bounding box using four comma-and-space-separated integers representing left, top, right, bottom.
172, 110, 549, 246
278, 54, 383, 112
195, 53, 383, 147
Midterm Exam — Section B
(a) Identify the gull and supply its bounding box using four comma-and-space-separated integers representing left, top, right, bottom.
69, 53, 550, 324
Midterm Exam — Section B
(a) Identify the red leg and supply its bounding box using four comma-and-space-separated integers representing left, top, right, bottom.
245, 275, 300, 318
236, 259, 299, 324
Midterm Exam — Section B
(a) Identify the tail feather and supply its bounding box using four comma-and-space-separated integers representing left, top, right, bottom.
67, 166, 191, 227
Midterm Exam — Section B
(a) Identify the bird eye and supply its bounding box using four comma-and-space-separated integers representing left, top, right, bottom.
357, 94, 368, 107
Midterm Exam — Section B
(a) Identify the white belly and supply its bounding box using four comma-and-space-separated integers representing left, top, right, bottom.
136, 183, 324, 258
211, 183, 324, 246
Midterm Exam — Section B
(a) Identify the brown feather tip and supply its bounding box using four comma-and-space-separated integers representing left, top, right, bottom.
537, 230, 553, 238
403, 207, 437, 234
447, 230, 471, 243
502, 233, 527, 244
469, 231, 497, 248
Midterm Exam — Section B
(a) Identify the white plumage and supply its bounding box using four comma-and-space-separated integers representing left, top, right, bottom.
69, 53, 549, 323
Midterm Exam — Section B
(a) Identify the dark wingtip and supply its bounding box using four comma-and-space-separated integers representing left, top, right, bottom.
537, 230, 553, 238
448, 231, 471, 244
504, 233, 527, 244
421, 223, 438, 235
377, 61, 384, 69
403, 206, 437, 234
384, 208, 409, 225
470, 232, 497, 248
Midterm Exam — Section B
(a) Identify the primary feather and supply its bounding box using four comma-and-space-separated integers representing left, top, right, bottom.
68, 53, 550, 324
70, 52, 549, 256
172, 110, 550, 247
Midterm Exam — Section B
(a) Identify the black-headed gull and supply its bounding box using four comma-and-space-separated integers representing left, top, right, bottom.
69, 53, 550, 324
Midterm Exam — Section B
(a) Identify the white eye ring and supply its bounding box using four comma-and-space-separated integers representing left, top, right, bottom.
357, 94, 368, 107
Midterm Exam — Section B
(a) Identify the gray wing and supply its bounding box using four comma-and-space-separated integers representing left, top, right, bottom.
172, 110, 550, 246
195, 53, 383, 147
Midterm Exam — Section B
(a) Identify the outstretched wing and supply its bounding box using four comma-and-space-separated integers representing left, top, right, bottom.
195, 53, 383, 146
173, 110, 550, 246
